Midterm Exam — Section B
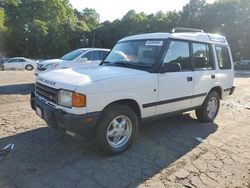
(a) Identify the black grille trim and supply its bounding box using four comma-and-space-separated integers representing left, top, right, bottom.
36, 82, 57, 103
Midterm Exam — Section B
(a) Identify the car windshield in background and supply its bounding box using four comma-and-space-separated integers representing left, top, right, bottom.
61, 50, 86, 61
103, 40, 163, 70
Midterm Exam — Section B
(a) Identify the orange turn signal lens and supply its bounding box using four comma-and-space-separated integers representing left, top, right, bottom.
72, 93, 86, 107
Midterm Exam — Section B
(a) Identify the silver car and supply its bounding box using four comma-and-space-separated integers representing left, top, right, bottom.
35, 48, 110, 75
3, 57, 38, 71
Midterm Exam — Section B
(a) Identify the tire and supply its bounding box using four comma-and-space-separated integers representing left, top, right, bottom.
25, 64, 34, 71
195, 91, 220, 122
95, 104, 138, 155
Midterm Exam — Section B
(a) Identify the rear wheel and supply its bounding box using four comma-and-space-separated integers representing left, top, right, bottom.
25, 64, 34, 71
195, 91, 220, 122
95, 104, 138, 155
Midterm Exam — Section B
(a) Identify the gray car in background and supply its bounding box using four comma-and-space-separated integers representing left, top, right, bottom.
3, 57, 38, 71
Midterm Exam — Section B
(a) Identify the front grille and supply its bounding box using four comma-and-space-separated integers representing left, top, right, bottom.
36, 82, 57, 103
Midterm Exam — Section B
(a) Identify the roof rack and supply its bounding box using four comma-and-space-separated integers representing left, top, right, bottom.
172, 27, 204, 33
208, 34, 226, 43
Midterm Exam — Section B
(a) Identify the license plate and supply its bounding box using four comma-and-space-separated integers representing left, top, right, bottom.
36, 106, 43, 118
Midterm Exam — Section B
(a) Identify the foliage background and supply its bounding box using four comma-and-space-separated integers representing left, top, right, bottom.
0, 0, 249, 60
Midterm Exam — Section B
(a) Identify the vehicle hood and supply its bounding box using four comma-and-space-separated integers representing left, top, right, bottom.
39, 59, 66, 65
36, 66, 146, 91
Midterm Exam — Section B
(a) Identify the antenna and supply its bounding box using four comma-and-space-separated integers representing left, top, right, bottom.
172, 27, 204, 33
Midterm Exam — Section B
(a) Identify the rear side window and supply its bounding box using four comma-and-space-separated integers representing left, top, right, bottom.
215, 46, 231, 69
163, 41, 191, 71
192, 43, 213, 70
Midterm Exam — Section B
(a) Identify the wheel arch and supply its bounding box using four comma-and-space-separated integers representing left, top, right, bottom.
102, 99, 141, 118
25, 64, 34, 70
209, 86, 223, 99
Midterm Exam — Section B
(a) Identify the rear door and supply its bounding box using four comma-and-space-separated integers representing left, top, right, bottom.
191, 42, 215, 107
214, 45, 234, 96
155, 40, 194, 115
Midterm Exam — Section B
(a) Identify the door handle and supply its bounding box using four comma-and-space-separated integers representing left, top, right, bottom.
187, 77, 193, 82
211, 75, 215, 79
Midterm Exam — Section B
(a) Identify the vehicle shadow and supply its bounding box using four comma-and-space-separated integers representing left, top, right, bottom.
0, 113, 218, 188
0, 83, 34, 95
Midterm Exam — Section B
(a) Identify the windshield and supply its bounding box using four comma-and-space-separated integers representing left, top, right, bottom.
103, 40, 163, 70
61, 49, 86, 61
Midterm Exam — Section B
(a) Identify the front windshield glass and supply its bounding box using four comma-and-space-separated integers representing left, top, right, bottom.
61, 50, 86, 61
103, 40, 163, 69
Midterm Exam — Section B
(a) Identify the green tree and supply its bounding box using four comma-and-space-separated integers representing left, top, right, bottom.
0, 7, 6, 54
180, 0, 206, 27
77, 8, 100, 30
0, 0, 89, 58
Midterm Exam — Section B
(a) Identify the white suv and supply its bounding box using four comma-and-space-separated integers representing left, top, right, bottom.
35, 48, 110, 75
31, 28, 235, 155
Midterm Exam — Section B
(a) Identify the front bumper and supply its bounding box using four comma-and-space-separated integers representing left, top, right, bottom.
30, 92, 100, 135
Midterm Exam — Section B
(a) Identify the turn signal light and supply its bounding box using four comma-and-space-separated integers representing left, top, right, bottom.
72, 93, 86, 107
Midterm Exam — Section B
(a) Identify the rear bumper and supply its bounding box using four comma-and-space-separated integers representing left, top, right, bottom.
30, 92, 100, 135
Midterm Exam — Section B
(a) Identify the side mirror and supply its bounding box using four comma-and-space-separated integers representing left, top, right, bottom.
160, 63, 182, 73
79, 57, 88, 62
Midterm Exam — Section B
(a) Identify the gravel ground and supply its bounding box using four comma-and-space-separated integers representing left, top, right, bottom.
0, 71, 250, 188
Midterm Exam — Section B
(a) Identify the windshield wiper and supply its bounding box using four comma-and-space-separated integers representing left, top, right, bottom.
132, 61, 152, 68
100, 61, 111, 65
112, 61, 134, 67
102, 61, 151, 69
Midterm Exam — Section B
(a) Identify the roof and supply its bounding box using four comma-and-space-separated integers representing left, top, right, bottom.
119, 32, 228, 45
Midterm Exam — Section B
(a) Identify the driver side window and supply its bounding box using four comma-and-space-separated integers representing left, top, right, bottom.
82, 51, 101, 61
163, 41, 191, 71
82, 52, 91, 61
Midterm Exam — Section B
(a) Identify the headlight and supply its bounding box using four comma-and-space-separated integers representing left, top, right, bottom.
58, 90, 72, 107
58, 90, 86, 107
45, 63, 59, 69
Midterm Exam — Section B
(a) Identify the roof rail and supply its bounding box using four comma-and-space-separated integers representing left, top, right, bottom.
172, 27, 204, 33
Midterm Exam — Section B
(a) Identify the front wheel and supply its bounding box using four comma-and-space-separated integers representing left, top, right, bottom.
195, 91, 220, 122
25, 64, 34, 71
95, 104, 138, 155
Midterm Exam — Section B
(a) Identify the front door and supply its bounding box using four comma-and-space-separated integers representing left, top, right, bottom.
156, 40, 194, 115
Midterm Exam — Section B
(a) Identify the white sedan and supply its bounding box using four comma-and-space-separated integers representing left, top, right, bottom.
3, 57, 38, 71
35, 48, 110, 75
